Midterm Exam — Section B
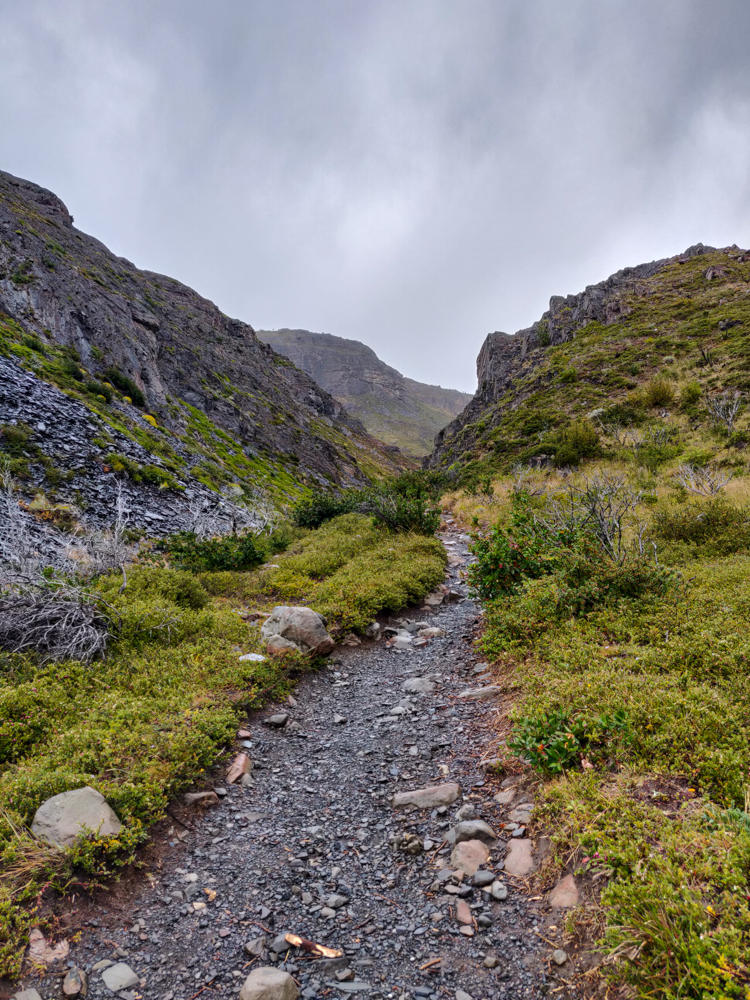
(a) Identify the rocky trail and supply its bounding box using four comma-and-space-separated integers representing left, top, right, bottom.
11, 527, 572, 1000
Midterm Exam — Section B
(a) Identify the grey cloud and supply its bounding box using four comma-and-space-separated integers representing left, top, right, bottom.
1, 0, 750, 390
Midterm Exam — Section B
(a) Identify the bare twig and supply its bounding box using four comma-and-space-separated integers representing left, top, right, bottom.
673, 463, 732, 496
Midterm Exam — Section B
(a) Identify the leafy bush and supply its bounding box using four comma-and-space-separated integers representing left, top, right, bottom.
159, 530, 267, 572
84, 380, 112, 402
680, 380, 702, 409
104, 453, 181, 491
103, 366, 146, 407
97, 566, 209, 610
509, 708, 631, 774
645, 378, 675, 407
652, 497, 750, 557
292, 471, 446, 534
554, 419, 599, 466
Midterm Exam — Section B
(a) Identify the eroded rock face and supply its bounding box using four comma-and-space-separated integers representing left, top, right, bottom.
239, 966, 299, 1000
31, 786, 122, 847
261, 607, 334, 657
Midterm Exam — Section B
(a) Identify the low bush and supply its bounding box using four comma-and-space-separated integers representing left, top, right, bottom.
509, 708, 631, 775
645, 378, 675, 407
680, 380, 702, 409
554, 419, 599, 466
292, 471, 446, 534
651, 497, 750, 557
103, 366, 146, 408
158, 530, 267, 572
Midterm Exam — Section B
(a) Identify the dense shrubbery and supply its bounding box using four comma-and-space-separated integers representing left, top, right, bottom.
293, 470, 448, 534
509, 708, 632, 775
103, 366, 146, 407
158, 530, 268, 572
652, 497, 750, 557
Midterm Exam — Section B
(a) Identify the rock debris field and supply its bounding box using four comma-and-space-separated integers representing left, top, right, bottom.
13, 528, 557, 1000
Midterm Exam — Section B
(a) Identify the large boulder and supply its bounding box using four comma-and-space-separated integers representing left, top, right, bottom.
31, 786, 122, 848
261, 606, 334, 657
239, 966, 299, 1000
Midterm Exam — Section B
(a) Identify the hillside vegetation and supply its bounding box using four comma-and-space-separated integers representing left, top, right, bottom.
258, 328, 472, 457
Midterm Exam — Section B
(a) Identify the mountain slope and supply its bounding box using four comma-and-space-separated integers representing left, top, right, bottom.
257, 328, 472, 457
428, 242, 750, 471
0, 170, 404, 518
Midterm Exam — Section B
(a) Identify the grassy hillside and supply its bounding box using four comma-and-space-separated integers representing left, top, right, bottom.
257, 328, 472, 457
432, 245, 750, 480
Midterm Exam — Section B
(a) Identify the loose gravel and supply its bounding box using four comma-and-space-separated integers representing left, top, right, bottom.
16, 528, 548, 1000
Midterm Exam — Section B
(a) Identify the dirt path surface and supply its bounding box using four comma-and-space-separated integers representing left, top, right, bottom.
14, 528, 549, 1000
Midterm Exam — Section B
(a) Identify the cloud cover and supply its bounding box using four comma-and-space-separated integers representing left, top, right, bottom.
1, 0, 750, 390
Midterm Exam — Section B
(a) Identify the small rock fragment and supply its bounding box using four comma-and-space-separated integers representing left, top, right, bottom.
504, 838, 534, 876
456, 686, 502, 701
455, 990, 473, 1000
552, 949, 568, 966
472, 870, 495, 887
239, 653, 266, 662
184, 791, 220, 807
62, 967, 88, 997
333, 713, 347, 725
244, 937, 266, 957
265, 713, 289, 728
401, 676, 435, 694
549, 873, 579, 908
455, 900, 473, 925
490, 881, 508, 901
13, 991, 43, 1000
483, 954, 499, 969
450, 819, 496, 844
227, 753, 253, 784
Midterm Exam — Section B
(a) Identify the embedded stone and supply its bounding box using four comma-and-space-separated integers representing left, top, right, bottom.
31, 786, 122, 848
261, 607, 334, 657
548, 874, 579, 908
392, 783, 460, 810
239, 967, 299, 1000
450, 819, 496, 844
504, 838, 534, 876
450, 839, 490, 876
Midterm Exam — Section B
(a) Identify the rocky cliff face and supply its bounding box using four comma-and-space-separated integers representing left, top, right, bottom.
0, 170, 403, 514
257, 329, 472, 457
428, 242, 740, 470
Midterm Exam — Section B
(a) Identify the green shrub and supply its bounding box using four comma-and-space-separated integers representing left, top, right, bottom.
97, 566, 209, 610
645, 379, 675, 407
0, 423, 33, 457
554, 419, 599, 466
509, 708, 632, 775
293, 492, 357, 528
84, 379, 112, 402
104, 366, 146, 407
680, 380, 702, 409
104, 453, 181, 491
652, 498, 750, 557
159, 531, 268, 572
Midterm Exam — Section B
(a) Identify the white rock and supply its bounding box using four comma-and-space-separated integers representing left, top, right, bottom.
457, 685, 502, 700
240, 966, 299, 1000
101, 963, 139, 991
401, 676, 435, 694
392, 783, 461, 810
31, 787, 122, 848
239, 652, 266, 662
13, 990, 43, 1000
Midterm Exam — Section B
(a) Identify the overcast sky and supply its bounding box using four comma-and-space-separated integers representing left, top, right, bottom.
2, 1, 750, 391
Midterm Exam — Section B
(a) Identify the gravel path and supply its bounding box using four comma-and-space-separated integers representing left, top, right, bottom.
17, 528, 549, 1000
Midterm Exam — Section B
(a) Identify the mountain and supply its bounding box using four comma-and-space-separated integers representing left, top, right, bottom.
0, 170, 405, 535
428, 242, 750, 472
256, 328, 472, 457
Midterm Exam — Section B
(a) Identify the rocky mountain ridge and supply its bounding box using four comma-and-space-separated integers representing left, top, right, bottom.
428, 242, 749, 470
257, 328, 472, 457
0, 170, 404, 529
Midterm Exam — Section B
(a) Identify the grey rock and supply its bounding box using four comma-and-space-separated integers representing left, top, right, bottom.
12, 991, 43, 1000
271, 933, 292, 954
240, 653, 266, 662
320, 906, 336, 918
482, 954, 499, 969
31, 786, 122, 847
261, 607, 335, 657
239, 966, 299, 1000
454, 803, 478, 821
472, 870, 495, 887
455, 991, 473, 1000
490, 881, 508, 901
392, 783, 460, 810
266, 713, 290, 728
245, 937, 266, 957
450, 820, 496, 844
184, 791, 219, 807
456, 686, 502, 701
101, 962, 139, 991
326, 893, 349, 909
552, 949, 568, 966
400, 676, 435, 694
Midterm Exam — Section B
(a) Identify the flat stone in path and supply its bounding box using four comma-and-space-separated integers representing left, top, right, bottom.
240, 966, 299, 1000
101, 963, 139, 991
31, 787, 122, 847
450, 839, 490, 875
451, 819, 496, 844
401, 676, 435, 694
392, 783, 460, 809
504, 838, 534, 876
456, 685, 503, 700
548, 874, 579, 907
12, 991, 42, 1000
455, 899, 473, 925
